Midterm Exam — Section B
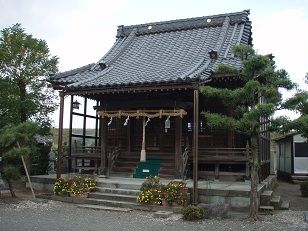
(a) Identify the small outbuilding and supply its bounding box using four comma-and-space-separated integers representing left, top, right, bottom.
274, 132, 308, 182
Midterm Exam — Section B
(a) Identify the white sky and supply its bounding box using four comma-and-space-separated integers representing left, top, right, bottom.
1, 0, 307, 128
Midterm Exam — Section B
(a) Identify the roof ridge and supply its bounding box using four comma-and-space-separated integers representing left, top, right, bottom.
123, 10, 249, 29
116, 10, 250, 37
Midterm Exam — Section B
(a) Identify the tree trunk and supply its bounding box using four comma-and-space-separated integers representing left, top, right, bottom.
7, 180, 16, 198
249, 136, 259, 220
18, 79, 27, 122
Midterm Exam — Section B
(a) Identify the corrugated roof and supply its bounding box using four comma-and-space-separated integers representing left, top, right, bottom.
50, 10, 252, 90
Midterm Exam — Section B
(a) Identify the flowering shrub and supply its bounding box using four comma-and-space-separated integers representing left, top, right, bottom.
136, 177, 188, 206
137, 189, 161, 205
163, 181, 187, 205
137, 176, 162, 204
53, 175, 96, 197
53, 178, 69, 196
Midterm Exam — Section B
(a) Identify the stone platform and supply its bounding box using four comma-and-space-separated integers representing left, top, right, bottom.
28, 174, 276, 212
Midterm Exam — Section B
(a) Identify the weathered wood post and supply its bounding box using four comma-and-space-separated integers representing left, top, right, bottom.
56, 91, 64, 179
100, 117, 107, 176
193, 87, 199, 204
175, 117, 182, 178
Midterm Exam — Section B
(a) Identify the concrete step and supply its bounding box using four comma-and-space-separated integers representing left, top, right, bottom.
279, 200, 290, 210
89, 192, 137, 203
95, 187, 140, 196
77, 204, 132, 212
260, 190, 273, 206
270, 195, 281, 209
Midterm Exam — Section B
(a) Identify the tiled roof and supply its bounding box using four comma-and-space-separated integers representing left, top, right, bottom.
50, 10, 252, 90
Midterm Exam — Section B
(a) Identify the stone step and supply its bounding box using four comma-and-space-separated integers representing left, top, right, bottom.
84, 197, 139, 209
158, 173, 175, 179
279, 200, 290, 210
259, 205, 274, 214
260, 190, 273, 206
95, 187, 140, 196
77, 204, 133, 212
52, 195, 183, 213
115, 161, 138, 167
89, 192, 137, 203
270, 195, 281, 209
112, 166, 135, 172
96, 181, 141, 190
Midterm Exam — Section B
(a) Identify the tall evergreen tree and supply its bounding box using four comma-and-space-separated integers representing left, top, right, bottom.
200, 44, 295, 220
0, 24, 58, 130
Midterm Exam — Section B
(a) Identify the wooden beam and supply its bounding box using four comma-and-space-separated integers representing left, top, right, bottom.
192, 88, 199, 204
56, 91, 64, 179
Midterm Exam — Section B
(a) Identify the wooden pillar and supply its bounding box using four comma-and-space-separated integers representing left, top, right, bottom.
68, 95, 73, 173
82, 97, 87, 146
127, 120, 131, 152
193, 88, 199, 204
95, 100, 99, 147
56, 91, 64, 179
175, 117, 182, 178
100, 118, 107, 175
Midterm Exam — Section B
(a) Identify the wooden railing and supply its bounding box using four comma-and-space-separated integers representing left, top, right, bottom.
198, 146, 251, 178
199, 147, 250, 162
181, 145, 190, 180
71, 146, 101, 172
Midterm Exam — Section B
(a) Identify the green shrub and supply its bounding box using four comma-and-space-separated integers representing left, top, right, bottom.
300, 181, 308, 197
182, 205, 204, 221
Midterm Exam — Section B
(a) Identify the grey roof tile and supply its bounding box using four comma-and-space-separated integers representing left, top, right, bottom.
50, 10, 252, 90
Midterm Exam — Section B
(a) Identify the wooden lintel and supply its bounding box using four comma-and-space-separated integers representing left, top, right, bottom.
63, 83, 195, 96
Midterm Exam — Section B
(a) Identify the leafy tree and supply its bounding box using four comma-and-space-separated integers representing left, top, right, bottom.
0, 122, 40, 197
0, 24, 58, 130
200, 44, 295, 220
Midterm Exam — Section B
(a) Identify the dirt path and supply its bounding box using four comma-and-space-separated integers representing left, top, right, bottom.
274, 180, 308, 211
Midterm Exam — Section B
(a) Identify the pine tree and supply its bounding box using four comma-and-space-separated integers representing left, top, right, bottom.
0, 122, 40, 197
200, 44, 295, 220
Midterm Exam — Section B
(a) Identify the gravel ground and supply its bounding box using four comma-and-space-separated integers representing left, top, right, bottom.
274, 180, 308, 211
0, 199, 307, 231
